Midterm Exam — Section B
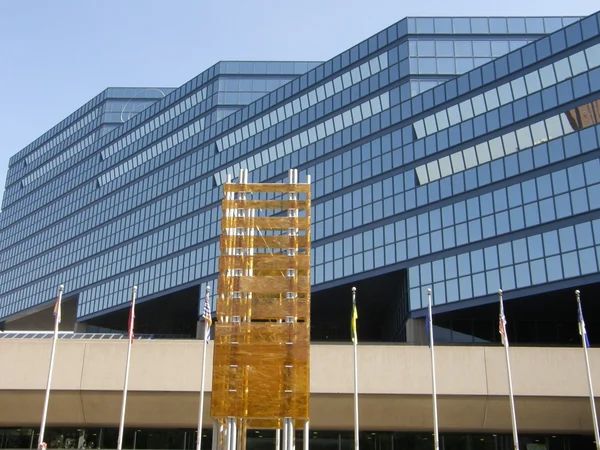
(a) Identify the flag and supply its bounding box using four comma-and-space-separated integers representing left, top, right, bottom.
128, 300, 135, 344
351, 303, 358, 343
203, 293, 212, 344
578, 299, 591, 349
499, 312, 508, 347
53, 294, 62, 325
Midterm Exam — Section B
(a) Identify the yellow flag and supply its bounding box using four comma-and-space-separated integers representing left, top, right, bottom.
351, 304, 358, 343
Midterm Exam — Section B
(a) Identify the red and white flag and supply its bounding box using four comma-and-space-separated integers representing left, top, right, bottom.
128, 295, 136, 344
499, 312, 508, 347
52, 294, 62, 325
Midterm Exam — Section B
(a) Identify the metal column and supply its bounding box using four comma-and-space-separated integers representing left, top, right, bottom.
303, 420, 309, 450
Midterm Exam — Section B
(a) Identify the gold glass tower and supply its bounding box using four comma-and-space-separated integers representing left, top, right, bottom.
211, 169, 311, 450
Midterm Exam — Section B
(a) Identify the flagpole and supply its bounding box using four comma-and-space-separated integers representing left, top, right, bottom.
576, 290, 600, 450
117, 285, 137, 450
38, 284, 64, 450
498, 289, 519, 450
427, 289, 439, 450
352, 287, 359, 450
197, 286, 211, 450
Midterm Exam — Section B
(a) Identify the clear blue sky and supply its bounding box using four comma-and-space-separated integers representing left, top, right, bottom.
0, 0, 598, 208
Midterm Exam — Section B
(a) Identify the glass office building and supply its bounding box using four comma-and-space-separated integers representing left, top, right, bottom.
1, 13, 600, 346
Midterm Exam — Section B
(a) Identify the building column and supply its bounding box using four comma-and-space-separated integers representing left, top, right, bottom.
405, 318, 428, 345
74, 321, 88, 333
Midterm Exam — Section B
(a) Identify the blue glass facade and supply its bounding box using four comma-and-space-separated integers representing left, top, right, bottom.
1, 14, 599, 330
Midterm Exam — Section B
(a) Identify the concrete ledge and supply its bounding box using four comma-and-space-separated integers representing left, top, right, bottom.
1, 340, 598, 432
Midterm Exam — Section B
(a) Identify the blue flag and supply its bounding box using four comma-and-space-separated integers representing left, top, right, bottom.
578, 300, 591, 349
426, 293, 433, 348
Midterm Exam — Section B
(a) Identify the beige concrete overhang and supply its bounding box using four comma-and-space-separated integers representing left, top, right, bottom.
0, 340, 597, 432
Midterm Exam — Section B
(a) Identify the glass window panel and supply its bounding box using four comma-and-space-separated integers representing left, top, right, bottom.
513, 237, 528, 263
530, 258, 548, 285
418, 40, 436, 56
511, 77, 527, 99
546, 254, 563, 281
450, 151, 465, 172
417, 18, 435, 33
554, 58, 572, 82
516, 127, 533, 149
487, 137, 504, 159
579, 247, 599, 275
419, 58, 437, 74
497, 83, 513, 105
436, 110, 449, 130
472, 272, 486, 297
455, 41, 473, 57
530, 121, 548, 144
559, 226, 577, 252
526, 17, 545, 33
445, 256, 458, 279
562, 251, 580, 278
585, 44, 600, 68
502, 132, 518, 154
491, 40, 510, 57
489, 18, 508, 33
457, 253, 471, 277
569, 51, 589, 75
473, 40, 491, 57
524, 72, 542, 95
459, 100, 474, 119
515, 262, 531, 288
500, 265, 516, 290
484, 89, 500, 109
471, 249, 485, 272
542, 230, 560, 256
539, 65, 557, 88
545, 115, 563, 139
456, 58, 474, 73
435, 17, 453, 33
585, 159, 600, 185
424, 115, 437, 134
508, 17, 526, 33
438, 156, 452, 177
471, 94, 486, 115
475, 142, 491, 164
447, 105, 461, 125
